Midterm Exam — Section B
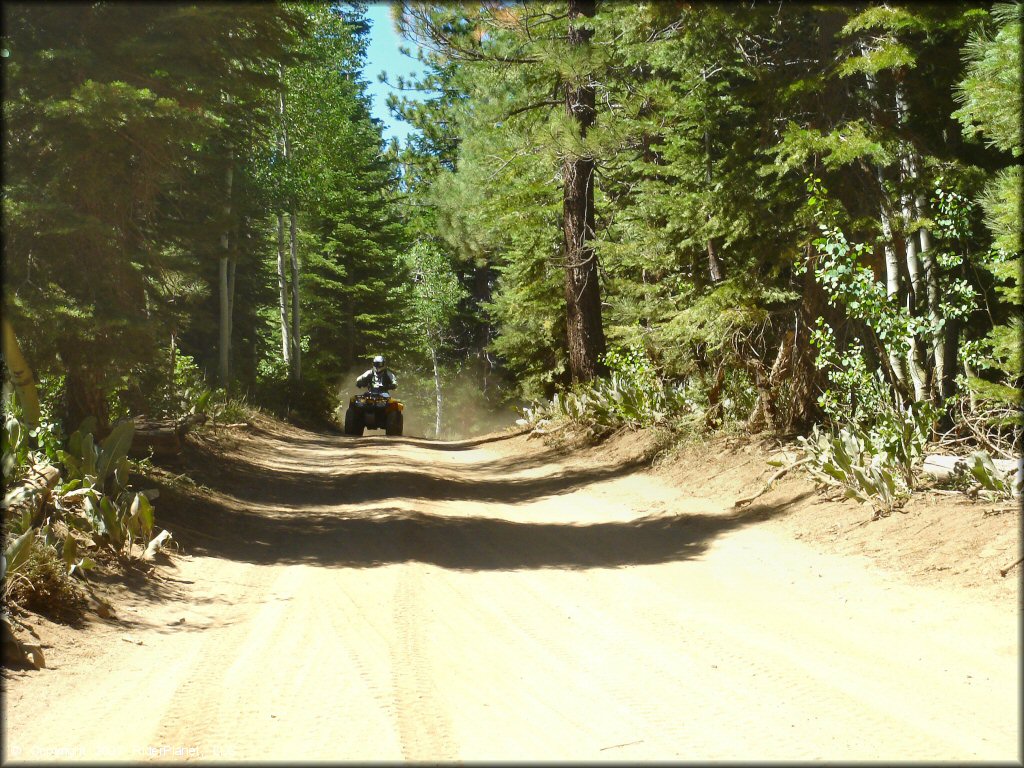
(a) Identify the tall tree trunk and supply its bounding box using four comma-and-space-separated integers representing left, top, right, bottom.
218, 255, 230, 388
344, 254, 355, 371
706, 237, 723, 284
431, 345, 442, 438
964, 356, 979, 412
785, 244, 829, 432
894, 81, 929, 403
227, 255, 236, 344
278, 66, 301, 383
877, 189, 912, 392
276, 213, 292, 364
861, 42, 911, 395
704, 362, 726, 430
218, 148, 234, 388
562, 0, 606, 383
169, 330, 177, 388
473, 265, 493, 394
704, 129, 723, 283
914, 189, 951, 401
289, 211, 301, 382
60, 357, 108, 436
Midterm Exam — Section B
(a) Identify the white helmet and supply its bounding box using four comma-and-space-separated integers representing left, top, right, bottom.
372, 355, 385, 369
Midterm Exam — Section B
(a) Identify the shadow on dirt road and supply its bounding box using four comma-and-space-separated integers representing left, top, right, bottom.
149, 427, 807, 572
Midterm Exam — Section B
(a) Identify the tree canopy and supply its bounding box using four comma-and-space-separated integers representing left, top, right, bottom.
2, 1, 1019, 450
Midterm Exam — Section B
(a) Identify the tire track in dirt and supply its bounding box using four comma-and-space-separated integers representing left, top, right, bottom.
148, 562, 299, 760
389, 565, 458, 761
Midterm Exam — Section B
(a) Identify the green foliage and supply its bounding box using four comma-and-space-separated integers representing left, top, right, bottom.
148, 353, 209, 419
978, 166, 1022, 256
259, 2, 411, 396
953, 2, 1023, 157
1, 0, 1018, 474
202, 389, 253, 425
406, 241, 468, 348
2, 407, 164, 608
932, 177, 1021, 421
959, 451, 1018, 498
2, 386, 64, 485
802, 177, 918, 358
797, 391, 939, 517
522, 343, 693, 436
799, 425, 904, 516
2, 406, 31, 486
3, 527, 37, 582
948, 4, 1023, 447
50, 419, 159, 554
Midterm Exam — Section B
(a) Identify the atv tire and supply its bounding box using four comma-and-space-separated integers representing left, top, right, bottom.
344, 407, 364, 436
385, 411, 403, 437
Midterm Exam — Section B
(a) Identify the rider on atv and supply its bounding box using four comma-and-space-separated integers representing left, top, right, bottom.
356, 355, 397, 392
346, 355, 403, 436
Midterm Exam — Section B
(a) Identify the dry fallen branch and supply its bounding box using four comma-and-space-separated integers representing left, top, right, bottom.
733, 458, 811, 508
527, 421, 570, 439
999, 556, 1023, 578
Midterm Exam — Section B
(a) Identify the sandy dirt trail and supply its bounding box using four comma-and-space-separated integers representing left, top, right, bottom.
3, 424, 1020, 762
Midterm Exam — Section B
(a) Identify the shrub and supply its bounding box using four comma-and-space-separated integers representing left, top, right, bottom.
798, 424, 905, 517
4, 543, 86, 623
521, 343, 694, 436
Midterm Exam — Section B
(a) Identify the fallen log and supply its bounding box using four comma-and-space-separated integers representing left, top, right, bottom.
1000, 556, 1024, 578
2, 462, 61, 527
130, 413, 207, 458
921, 454, 1021, 482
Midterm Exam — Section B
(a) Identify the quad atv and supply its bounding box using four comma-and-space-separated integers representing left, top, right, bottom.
344, 389, 404, 436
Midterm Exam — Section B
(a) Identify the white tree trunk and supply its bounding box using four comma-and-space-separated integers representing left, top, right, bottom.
894, 80, 929, 403
963, 358, 979, 412
861, 46, 911, 394
875, 165, 910, 389
289, 211, 301, 382
901, 196, 930, 403
432, 345, 442, 438
279, 66, 301, 383
915, 193, 948, 399
276, 213, 292, 364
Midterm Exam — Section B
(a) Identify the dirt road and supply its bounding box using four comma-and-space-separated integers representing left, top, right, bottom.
3, 421, 1020, 762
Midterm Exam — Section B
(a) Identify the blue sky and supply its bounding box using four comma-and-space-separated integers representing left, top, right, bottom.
361, 2, 428, 146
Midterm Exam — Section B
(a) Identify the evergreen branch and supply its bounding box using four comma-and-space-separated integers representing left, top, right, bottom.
506, 98, 562, 118
401, 6, 539, 66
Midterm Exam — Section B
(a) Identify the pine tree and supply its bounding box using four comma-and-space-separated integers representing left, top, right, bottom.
2, 3, 302, 431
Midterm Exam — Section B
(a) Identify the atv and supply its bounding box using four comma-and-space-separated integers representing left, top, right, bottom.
344, 389, 404, 436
